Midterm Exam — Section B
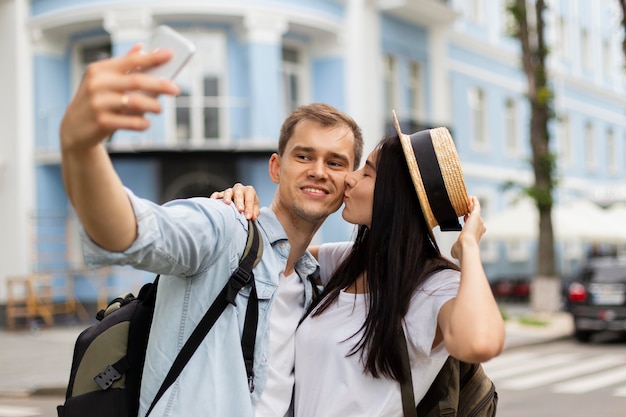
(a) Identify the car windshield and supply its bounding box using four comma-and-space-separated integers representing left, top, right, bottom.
582, 265, 626, 283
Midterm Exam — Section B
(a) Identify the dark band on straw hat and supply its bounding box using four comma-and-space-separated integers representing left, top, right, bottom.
391, 110, 469, 235
409, 130, 462, 231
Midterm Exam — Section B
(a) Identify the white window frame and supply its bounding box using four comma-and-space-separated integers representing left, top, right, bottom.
468, 0, 484, 24
603, 39, 612, 80
581, 28, 591, 71
384, 54, 398, 116
506, 240, 529, 262
480, 240, 498, 263
584, 121, 596, 170
558, 116, 573, 167
165, 30, 228, 145
408, 60, 424, 122
72, 36, 112, 93
468, 87, 487, 151
607, 128, 617, 175
558, 15, 569, 61
281, 42, 310, 115
500, 0, 516, 36
504, 97, 518, 156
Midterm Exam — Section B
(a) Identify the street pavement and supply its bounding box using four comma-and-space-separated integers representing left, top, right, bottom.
0, 302, 574, 399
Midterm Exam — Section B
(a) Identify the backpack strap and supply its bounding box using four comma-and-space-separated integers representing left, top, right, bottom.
398, 328, 418, 417
145, 220, 262, 417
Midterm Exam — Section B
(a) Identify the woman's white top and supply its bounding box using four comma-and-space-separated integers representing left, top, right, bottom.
294, 242, 460, 417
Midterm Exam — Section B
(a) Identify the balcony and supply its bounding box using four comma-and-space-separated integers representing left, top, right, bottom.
377, 0, 459, 27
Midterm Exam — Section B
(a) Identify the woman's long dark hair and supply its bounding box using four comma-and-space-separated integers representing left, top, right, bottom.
308, 134, 459, 382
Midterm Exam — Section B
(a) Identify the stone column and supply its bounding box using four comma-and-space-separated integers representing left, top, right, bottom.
344, 0, 383, 155
0, 0, 33, 303
243, 12, 287, 141
428, 26, 451, 127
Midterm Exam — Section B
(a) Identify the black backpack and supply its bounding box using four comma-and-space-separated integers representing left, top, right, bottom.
399, 328, 498, 417
57, 220, 263, 417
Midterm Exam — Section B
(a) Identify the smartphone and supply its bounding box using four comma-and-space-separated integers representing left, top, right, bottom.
141, 25, 196, 80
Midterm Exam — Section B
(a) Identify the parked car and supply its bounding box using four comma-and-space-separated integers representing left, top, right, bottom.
566, 257, 626, 342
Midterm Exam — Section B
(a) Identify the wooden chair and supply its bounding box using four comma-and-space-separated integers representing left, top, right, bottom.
5, 274, 55, 330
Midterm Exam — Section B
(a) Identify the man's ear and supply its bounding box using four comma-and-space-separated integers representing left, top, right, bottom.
269, 153, 280, 184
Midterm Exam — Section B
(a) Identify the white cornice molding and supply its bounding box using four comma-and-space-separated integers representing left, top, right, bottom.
448, 58, 526, 92
103, 9, 154, 42
377, 0, 460, 27
29, 2, 343, 40
558, 96, 626, 127
243, 12, 288, 44
552, 70, 626, 107
31, 28, 66, 56
448, 30, 519, 67
462, 163, 533, 185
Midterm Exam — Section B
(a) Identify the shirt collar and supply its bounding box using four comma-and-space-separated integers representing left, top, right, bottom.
257, 207, 318, 275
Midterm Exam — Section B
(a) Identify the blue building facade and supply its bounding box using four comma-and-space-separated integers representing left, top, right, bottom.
1, 0, 624, 319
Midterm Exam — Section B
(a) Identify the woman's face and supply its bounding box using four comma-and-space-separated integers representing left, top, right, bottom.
342, 149, 377, 227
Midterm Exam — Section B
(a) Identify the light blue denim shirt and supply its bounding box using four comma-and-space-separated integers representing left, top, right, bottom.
81, 188, 318, 417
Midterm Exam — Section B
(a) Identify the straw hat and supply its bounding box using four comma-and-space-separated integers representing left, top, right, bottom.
391, 110, 470, 234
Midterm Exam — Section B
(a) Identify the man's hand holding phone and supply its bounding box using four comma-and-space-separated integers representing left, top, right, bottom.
60, 26, 195, 148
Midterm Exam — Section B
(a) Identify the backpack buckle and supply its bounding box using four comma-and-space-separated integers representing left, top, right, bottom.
94, 365, 122, 390
226, 268, 253, 305
231, 267, 252, 289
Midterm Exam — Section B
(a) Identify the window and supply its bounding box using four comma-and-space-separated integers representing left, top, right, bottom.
480, 240, 498, 263
506, 240, 529, 262
603, 39, 612, 79
468, 0, 484, 24
558, 116, 573, 167
585, 122, 595, 170
501, 0, 516, 36
408, 61, 423, 121
77, 41, 112, 141
282, 45, 305, 114
79, 42, 112, 69
607, 128, 617, 174
581, 29, 591, 71
558, 16, 569, 61
169, 31, 226, 144
469, 87, 487, 149
504, 98, 518, 155
384, 54, 397, 116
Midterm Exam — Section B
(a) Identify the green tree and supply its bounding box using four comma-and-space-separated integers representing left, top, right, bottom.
508, 0, 559, 312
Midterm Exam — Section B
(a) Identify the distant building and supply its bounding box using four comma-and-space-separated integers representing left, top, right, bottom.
1, 0, 624, 323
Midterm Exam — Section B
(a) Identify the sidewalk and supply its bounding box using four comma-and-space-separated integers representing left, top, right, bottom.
0, 303, 574, 398
500, 302, 574, 349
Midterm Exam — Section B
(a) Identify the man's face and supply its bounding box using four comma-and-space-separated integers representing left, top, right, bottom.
270, 119, 356, 225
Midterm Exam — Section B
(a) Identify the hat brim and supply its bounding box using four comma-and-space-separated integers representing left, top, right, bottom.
391, 111, 469, 233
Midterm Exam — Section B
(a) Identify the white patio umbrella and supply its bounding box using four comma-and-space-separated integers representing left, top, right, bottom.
483, 199, 626, 243
605, 202, 626, 242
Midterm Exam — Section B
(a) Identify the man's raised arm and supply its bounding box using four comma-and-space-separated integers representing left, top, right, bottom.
60, 45, 180, 252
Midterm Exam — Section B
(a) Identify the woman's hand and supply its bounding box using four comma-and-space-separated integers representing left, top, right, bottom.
450, 196, 486, 261
210, 183, 261, 220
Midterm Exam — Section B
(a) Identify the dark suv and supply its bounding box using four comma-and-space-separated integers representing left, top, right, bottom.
567, 257, 626, 342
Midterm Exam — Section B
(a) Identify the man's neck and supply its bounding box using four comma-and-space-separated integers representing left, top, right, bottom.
270, 204, 323, 276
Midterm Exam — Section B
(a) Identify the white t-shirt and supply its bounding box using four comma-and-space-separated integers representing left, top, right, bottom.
294, 242, 460, 417
255, 271, 305, 417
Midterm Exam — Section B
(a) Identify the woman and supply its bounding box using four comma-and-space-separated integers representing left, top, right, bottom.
216, 117, 505, 416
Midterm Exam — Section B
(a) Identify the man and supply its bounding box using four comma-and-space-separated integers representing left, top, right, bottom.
60, 45, 363, 416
